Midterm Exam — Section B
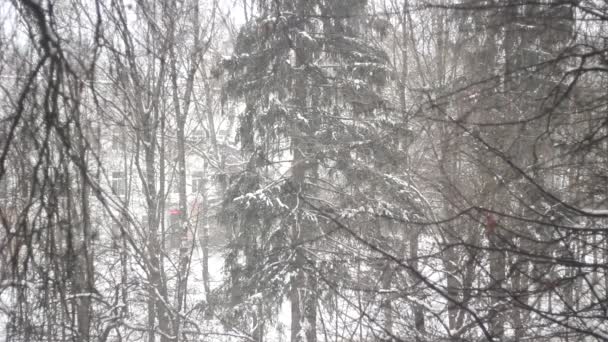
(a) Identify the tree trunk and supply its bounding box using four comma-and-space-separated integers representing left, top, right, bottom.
488, 233, 505, 340
290, 268, 303, 342
171, 41, 190, 342
201, 164, 211, 303
409, 227, 425, 339
74, 130, 93, 342
144, 119, 172, 342
290, 2, 315, 339
305, 267, 317, 342
380, 263, 393, 338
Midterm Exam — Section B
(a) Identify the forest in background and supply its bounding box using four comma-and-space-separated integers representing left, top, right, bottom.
1, 0, 608, 341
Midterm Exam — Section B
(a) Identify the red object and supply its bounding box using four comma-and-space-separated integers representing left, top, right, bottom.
169, 209, 182, 215
485, 213, 497, 236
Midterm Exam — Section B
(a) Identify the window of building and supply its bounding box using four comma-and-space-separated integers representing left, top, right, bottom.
191, 171, 205, 194
111, 130, 123, 151
111, 171, 126, 195
167, 209, 182, 249
191, 129, 205, 142
218, 128, 229, 138
141, 215, 148, 226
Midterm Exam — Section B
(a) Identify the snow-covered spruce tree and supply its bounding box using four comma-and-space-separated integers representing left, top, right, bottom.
218, 0, 425, 340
